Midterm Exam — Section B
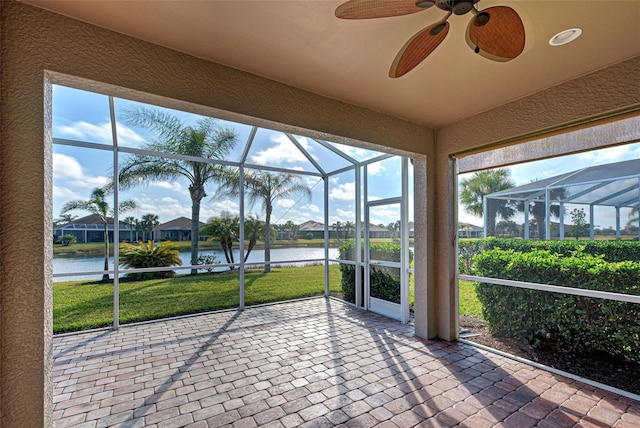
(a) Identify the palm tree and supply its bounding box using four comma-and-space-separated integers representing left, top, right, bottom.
61, 187, 136, 281
284, 220, 297, 240
627, 206, 638, 229
201, 215, 239, 268
118, 107, 238, 274
243, 216, 265, 263
520, 184, 566, 239
217, 171, 311, 273
386, 221, 400, 240
332, 221, 343, 240
123, 216, 138, 241
459, 169, 516, 237
343, 221, 355, 239
54, 213, 77, 226
139, 213, 159, 241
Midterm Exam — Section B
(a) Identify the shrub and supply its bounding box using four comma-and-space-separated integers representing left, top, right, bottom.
338, 241, 413, 304
474, 248, 640, 362
458, 238, 640, 274
197, 254, 220, 273
59, 234, 77, 246
119, 240, 182, 280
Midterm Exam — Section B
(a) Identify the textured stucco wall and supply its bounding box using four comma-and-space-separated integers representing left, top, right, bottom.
432, 55, 640, 341
3, 0, 640, 422
436, 55, 640, 153
0, 4, 54, 427
0, 2, 433, 425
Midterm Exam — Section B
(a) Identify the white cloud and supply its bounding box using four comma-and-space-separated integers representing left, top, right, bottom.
53, 185, 82, 199
211, 199, 240, 215
55, 121, 146, 147
335, 144, 371, 159
276, 199, 295, 208
307, 204, 320, 213
133, 199, 190, 222
367, 162, 385, 176
335, 208, 354, 219
577, 145, 640, 163
53, 153, 84, 179
371, 207, 401, 224
53, 153, 110, 189
250, 134, 309, 166
160, 196, 180, 204
151, 181, 183, 192
329, 182, 355, 200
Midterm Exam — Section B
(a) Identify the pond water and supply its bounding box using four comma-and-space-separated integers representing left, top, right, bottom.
53, 247, 340, 281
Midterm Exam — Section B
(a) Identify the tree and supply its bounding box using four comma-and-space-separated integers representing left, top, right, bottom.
387, 221, 400, 240
139, 213, 159, 241
59, 234, 77, 246
243, 216, 265, 262
343, 221, 355, 239
284, 220, 297, 240
123, 216, 139, 241
201, 215, 239, 268
522, 186, 566, 240
61, 187, 136, 281
495, 220, 520, 237
54, 213, 77, 227
627, 206, 638, 229
118, 107, 238, 274
218, 171, 311, 273
332, 221, 343, 240
119, 240, 182, 280
569, 208, 589, 239
459, 169, 516, 237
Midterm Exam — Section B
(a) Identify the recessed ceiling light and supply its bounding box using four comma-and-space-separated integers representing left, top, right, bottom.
549, 28, 582, 46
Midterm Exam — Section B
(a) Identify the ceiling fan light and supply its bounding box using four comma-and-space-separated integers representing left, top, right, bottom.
474, 11, 490, 26
430, 22, 447, 35
415, 0, 435, 8
452, 1, 474, 15
549, 28, 582, 46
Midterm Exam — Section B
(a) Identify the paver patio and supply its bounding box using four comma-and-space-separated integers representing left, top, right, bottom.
53, 297, 640, 427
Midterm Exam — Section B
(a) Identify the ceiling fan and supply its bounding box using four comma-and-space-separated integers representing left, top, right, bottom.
335, 0, 525, 78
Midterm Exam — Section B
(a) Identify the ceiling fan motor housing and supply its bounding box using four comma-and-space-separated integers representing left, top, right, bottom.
435, 0, 480, 15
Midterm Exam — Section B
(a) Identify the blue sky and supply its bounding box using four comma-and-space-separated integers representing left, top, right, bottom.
53, 85, 639, 232
52, 85, 410, 229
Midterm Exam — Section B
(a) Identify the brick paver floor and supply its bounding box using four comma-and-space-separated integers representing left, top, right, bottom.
53, 297, 640, 427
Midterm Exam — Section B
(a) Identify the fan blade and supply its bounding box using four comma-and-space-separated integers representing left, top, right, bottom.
467, 6, 525, 61
335, 0, 427, 19
389, 21, 449, 78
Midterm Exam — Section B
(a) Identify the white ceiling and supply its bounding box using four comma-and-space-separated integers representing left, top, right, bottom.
22, 0, 640, 128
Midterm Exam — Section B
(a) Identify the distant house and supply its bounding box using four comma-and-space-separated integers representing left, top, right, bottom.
457, 223, 483, 238
154, 217, 207, 241
54, 214, 135, 243
368, 224, 389, 239
295, 220, 396, 239
298, 220, 328, 239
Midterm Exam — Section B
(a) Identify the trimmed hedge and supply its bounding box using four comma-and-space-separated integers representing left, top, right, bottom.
338, 241, 413, 304
474, 248, 640, 362
459, 238, 640, 274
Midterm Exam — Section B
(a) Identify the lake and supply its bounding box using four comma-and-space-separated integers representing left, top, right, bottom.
53, 247, 340, 281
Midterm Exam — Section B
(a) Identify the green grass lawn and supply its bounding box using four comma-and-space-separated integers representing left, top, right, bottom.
54, 264, 483, 333
459, 279, 482, 317
54, 264, 342, 333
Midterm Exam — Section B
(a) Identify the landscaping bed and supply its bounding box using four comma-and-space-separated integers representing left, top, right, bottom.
460, 315, 640, 396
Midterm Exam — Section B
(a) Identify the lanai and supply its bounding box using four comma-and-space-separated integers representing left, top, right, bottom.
484, 158, 640, 240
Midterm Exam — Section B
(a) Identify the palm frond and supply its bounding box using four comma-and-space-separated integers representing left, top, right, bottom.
121, 107, 185, 143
